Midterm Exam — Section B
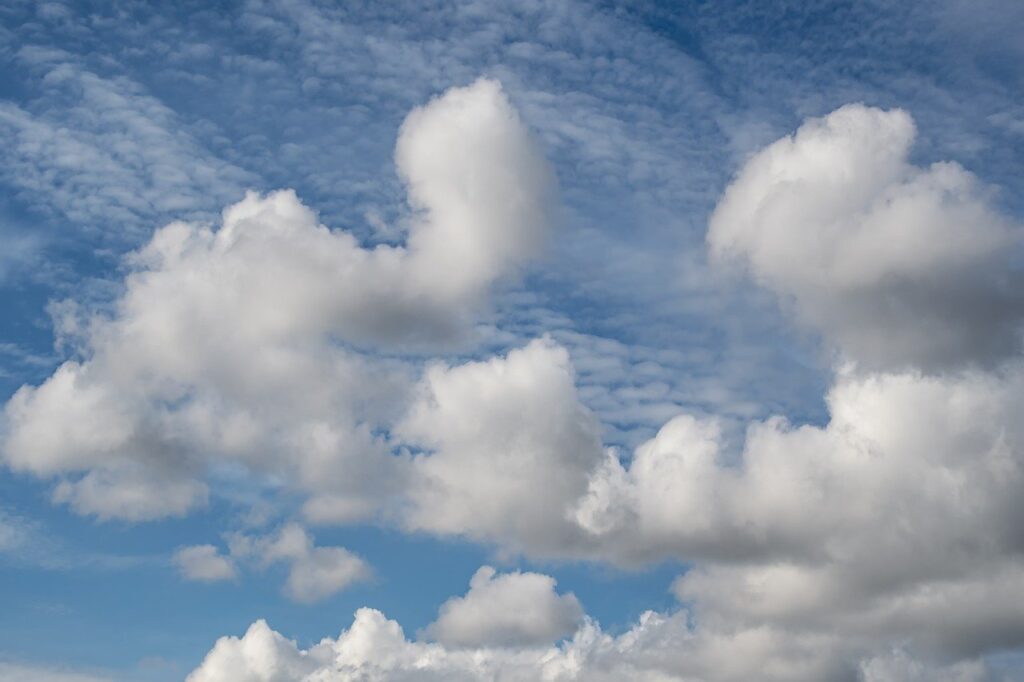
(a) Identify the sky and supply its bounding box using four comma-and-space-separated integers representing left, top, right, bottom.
1, 1, 1023, 680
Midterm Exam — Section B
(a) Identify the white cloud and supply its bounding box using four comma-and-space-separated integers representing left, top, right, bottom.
51, 464, 209, 522
0, 55, 254, 239
397, 338, 602, 554
4, 74, 1024, 676
424, 566, 583, 648
708, 103, 1024, 370
173, 544, 237, 583
1, 77, 557, 522
227, 524, 370, 603
185, 620, 319, 682
570, 364, 1024, 661
188, 605, 1005, 682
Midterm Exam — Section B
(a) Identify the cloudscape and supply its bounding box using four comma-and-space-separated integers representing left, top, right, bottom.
1, 2, 1023, 681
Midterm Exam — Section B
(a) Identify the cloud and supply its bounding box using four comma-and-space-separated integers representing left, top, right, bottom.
173, 544, 236, 583
424, 566, 583, 648
4, 67, 1024, 676
708, 104, 1024, 371
227, 524, 370, 603
185, 620, 318, 682
1, 78, 557, 522
568, 363, 1024, 663
187, 605, 1005, 682
397, 338, 602, 553
0, 55, 254, 239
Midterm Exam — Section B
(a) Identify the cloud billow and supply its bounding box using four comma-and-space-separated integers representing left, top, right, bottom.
2, 78, 557, 523
707, 103, 1024, 372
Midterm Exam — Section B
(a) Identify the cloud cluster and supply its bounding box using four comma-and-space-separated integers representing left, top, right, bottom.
2, 78, 556, 522
176, 524, 370, 603
6, 79, 1024, 678
237, 524, 369, 603
187, 599, 999, 682
187, 103, 1024, 679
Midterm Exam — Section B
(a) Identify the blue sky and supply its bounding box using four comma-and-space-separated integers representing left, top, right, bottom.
1, 1, 1024, 681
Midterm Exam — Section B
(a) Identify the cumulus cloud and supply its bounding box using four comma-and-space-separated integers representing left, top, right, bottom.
186, 620, 318, 682
187, 605, 1005, 682
187, 605, 660, 682
568, 364, 1024, 667
7, 79, 1024, 677
424, 566, 583, 648
173, 545, 237, 583
708, 103, 1024, 370
398, 338, 602, 553
227, 524, 370, 603
1, 77, 557, 522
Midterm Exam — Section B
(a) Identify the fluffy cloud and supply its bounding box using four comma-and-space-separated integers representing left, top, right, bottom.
577, 366, 1024, 562
1, 78, 556, 522
173, 545, 237, 582
569, 363, 1024, 667
424, 566, 583, 648
708, 104, 1024, 370
225, 524, 371, 603
186, 619, 318, 682
187, 605, 1003, 682
398, 338, 602, 553
8, 82, 1024, 677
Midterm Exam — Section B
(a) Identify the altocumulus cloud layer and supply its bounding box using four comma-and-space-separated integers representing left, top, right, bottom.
5, 81, 1024, 680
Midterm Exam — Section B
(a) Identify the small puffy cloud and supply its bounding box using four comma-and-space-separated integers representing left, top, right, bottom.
229, 524, 370, 603
708, 103, 1024, 371
424, 566, 584, 648
173, 545, 236, 583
